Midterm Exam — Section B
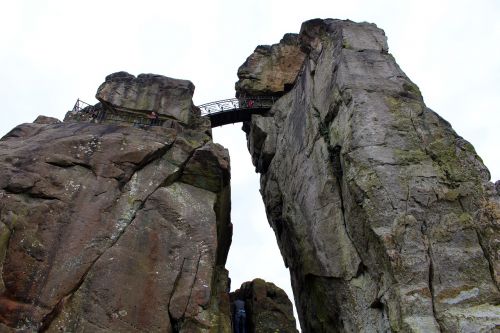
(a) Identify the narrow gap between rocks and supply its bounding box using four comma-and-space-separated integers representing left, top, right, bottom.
212, 126, 301, 331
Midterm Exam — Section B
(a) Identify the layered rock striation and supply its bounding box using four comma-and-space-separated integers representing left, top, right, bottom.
96, 71, 196, 125
0, 74, 232, 332
65, 72, 211, 133
241, 19, 500, 332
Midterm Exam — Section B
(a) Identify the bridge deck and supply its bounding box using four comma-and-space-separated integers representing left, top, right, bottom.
198, 97, 275, 127
207, 107, 269, 127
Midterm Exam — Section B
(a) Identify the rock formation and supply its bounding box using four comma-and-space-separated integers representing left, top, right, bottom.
0, 73, 233, 332
2, 17, 499, 333
236, 34, 306, 97
97, 72, 196, 125
241, 19, 500, 332
230, 279, 298, 333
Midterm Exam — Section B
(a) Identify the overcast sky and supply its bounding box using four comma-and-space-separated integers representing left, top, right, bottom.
1, 0, 499, 327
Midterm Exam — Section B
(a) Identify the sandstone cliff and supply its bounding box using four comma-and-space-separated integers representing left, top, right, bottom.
236, 34, 306, 97
2, 17, 499, 333
0, 74, 232, 332
241, 19, 500, 332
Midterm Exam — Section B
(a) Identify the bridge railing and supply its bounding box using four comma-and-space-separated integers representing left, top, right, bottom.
198, 97, 276, 116
68, 99, 164, 127
69, 96, 277, 127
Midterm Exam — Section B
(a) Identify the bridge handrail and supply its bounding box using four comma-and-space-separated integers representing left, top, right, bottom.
69, 99, 165, 127
69, 95, 277, 126
198, 97, 276, 116
72, 98, 94, 113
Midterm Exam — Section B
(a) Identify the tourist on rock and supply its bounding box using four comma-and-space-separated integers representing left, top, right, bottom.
233, 298, 246, 333
147, 111, 159, 125
89, 109, 98, 122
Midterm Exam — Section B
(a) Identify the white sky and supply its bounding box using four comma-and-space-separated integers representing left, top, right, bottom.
1, 0, 499, 328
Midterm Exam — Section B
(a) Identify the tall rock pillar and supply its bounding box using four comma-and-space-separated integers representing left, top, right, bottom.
240, 19, 500, 332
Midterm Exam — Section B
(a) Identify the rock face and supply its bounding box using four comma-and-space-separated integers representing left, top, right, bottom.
230, 279, 298, 333
241, 19, 500, 332
96, 72, 197, 125
0, 75, 232, 332
33, 115, 61, 125
236, 34, 306, 97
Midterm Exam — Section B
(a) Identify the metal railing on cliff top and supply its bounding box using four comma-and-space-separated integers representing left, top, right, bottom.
69, 96, 276, 128
72, 98, 94, 113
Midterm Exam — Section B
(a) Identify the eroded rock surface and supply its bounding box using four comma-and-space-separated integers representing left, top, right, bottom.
96, 72, 197, 125
236, 34, 306, 97
0, 76, 232, 332
230, 279, 298, 333
241, 19, 500, 332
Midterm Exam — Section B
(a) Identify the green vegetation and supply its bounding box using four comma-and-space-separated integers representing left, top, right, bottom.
394, 148, 427, 165
402, 82, 422, 99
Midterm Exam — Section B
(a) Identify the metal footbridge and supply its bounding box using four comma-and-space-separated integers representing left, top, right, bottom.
198, 97, 276, 127
70, 96, 276, 128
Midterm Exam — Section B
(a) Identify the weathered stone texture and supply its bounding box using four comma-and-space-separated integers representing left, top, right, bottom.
96, 71, 197, 125
231, 278, 298, 333
33, 115, 61, 125
242, 19, 500, 332
236, 34, 306, 97
0, 89, 231, 331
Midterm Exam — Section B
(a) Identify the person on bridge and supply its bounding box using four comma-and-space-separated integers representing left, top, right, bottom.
233, 298, 247, 333
247, 99, 254, 108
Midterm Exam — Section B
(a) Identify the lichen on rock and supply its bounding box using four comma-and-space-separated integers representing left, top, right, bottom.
240, 18, 500, 332
0, 74, 232, 332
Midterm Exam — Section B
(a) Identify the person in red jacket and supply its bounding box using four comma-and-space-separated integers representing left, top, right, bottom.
147, 111, 159, 125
